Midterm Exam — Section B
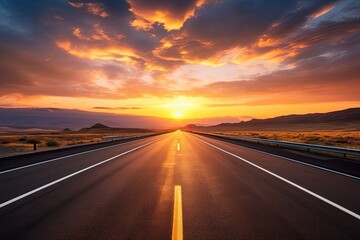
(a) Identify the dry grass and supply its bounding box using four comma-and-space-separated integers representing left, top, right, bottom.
212, 131, 360, 150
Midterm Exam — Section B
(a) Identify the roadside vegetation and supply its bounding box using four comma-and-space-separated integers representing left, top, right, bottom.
0, 133, 137, 157
212, 131, 360, 149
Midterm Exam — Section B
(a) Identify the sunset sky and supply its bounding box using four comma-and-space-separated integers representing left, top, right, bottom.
0, 0, 359, 123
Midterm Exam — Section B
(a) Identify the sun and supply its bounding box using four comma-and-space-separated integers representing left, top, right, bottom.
164, 96, 202, 119
174, 112, 183, 119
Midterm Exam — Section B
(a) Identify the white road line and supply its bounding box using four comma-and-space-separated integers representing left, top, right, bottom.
247, 146, 360, 180
0, 141, 155, 209
199, 139, 360, 221
0, 137, 157, 175
196, 135, 360, 180
177, 142, 181, 151
172, 185, 183, 240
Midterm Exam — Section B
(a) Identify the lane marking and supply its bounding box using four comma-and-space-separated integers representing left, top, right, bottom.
172, 185, 183, 240
247, 146, 360, 180
199, 139, 360, 221
195, 135, 360, 180
0, 141, 155, 209
0, 136, 160, 175
177, 142, 181, 151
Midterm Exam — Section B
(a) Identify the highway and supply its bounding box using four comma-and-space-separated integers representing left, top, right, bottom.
0, 131, 359, 239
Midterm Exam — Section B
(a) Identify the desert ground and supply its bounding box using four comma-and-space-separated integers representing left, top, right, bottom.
0, 132, 146, 157
1, 130, 359, 158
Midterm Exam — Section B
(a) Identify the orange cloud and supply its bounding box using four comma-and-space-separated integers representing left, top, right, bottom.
309, 4, 336, 19
255, 35, 281, 48
56, 40, 139, 63
153, 35, 235, 66
72, 27, 91, 41
128, 0, 205, 31
233, 41, 308, 65
72, 24, 120, 42
68, 1, 108, 18
153, 32, 299, 67
130, 18, 153, 31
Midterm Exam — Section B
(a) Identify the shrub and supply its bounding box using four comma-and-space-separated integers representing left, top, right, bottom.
46, 140, 60, 147
306, 136, 321, 141
1, 140, 11, 144
334, 139, 349, 144
27, 138, 40, 144
18, 137, 27, 141
324, 142, 335, 146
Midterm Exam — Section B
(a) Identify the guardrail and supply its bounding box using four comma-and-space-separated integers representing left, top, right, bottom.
191, 131, 360, 158
101, 132, 163, 141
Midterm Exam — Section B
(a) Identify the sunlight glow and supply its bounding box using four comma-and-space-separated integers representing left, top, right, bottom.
174, 112, 183, 119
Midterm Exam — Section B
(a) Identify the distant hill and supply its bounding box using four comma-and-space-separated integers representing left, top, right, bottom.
77, 123, 152, 134
89, 123, 110, 129
183, 108, 360, 131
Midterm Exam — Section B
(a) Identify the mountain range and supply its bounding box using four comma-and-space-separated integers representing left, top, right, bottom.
0, 107, 359, 131
182, 108, 360, 131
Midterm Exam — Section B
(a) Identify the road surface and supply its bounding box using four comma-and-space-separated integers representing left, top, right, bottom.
0, 131, 359, 239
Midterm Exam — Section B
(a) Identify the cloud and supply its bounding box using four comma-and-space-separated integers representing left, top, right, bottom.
93, 106, 143, 110
309, 3, 336, 20
153, 0, 347, 67
127, 0, 206, 30
0, 0, 359, 108
181, 116, 253, 126
55, 39, 140, 63
68, 1, 108, 18
152, 0, 299, 66
204, 103, 247, 108
72, 24, 120, 41
268, 0, 340, 38
188, 32, 360, 104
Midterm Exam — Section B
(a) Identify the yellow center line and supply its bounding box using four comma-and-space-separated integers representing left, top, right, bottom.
177, 142, 181, 151
172, 185, 183, 240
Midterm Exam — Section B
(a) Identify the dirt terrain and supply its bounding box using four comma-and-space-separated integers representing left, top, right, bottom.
0, 123, 154, 157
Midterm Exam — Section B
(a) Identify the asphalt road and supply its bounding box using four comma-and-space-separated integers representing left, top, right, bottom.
0, 131, 359, 239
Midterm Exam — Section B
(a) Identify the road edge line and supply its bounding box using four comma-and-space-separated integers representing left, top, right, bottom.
199, 139, 360, 221
0, 135, 161, 175
193, 134, 360, 180
0, 140, 155, 209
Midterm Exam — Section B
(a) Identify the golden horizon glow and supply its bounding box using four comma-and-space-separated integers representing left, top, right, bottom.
2, 94, 359, 122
